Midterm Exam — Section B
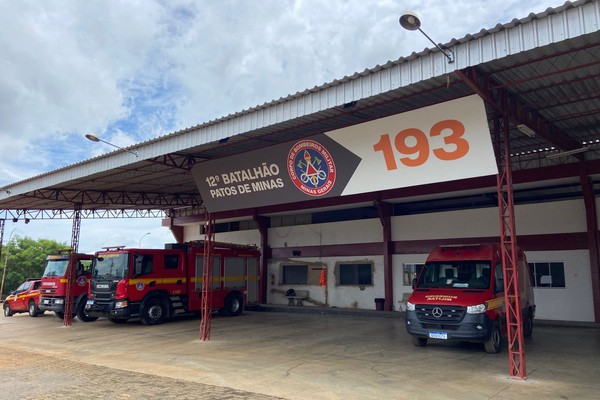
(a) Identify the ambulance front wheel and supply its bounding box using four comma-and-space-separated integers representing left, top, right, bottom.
484, 320, 502, 354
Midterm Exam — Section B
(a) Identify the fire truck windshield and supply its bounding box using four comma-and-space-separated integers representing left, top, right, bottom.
416, 261, 492, 289
43, 260, 69, 277
93, 253, 129, 279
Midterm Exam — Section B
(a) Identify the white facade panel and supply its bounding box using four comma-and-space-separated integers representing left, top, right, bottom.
392, 208, 500, 241
526, 250, 594, 322
269, 219, 382, 248
515, 199, 586, 234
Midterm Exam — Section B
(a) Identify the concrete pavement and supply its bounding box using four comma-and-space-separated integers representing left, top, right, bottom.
0, 310, 599, 399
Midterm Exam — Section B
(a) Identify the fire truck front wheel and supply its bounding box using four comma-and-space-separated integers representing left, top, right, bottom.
140, 296, 167, 325
76, 299, 98, 322
221, 292, 244, 317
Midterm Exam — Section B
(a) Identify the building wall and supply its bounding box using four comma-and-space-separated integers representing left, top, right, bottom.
199, 199, 595, 322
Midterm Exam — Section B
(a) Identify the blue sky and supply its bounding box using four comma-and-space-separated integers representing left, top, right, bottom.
0, 0, 566, 252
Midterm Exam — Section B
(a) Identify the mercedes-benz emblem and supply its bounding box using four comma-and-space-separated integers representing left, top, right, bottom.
432, 307, 443, 318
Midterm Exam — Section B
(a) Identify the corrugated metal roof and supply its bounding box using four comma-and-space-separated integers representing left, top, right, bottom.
1, 0, 599, 216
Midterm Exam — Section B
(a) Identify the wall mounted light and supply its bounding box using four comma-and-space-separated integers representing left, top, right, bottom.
85, 133, 139, 157
546, 146, 589, 159
516, 124, 536, 138
399, 12, 454, 63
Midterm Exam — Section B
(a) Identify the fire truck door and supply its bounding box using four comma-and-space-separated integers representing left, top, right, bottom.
161, 252, 185, 294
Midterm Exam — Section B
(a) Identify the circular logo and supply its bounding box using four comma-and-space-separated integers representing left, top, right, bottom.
136, 282, 145, 291
432, 307, 443, 318
287, 140, 336, 197
76, 276, 87, 287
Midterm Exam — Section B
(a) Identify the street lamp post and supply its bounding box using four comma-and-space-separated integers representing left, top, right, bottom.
399, 12, 454, 63
139, 232, 151, 248
0, 228, 17, 300
85, 133, 139, 157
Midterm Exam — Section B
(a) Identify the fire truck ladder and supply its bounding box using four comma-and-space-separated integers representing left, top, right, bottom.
495, 113, 526, 379
64, 204, 82, 327
199, 212, 215, 341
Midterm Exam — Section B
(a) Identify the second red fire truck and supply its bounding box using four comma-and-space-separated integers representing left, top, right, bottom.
85, 242, 260, 325
39, 251, 98, 322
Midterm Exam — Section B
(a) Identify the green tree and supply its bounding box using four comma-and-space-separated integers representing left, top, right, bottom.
1, 235, 68, 298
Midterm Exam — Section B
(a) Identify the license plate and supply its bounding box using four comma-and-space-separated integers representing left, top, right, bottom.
429, 331, 448, 340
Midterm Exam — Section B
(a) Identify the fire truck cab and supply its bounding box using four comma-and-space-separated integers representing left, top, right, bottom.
85, 243, 260, 325
405, 243, 535, 353
38, 251, 97, 321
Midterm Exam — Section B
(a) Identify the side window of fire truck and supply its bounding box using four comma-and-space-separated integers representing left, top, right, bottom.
164, 254, 179, 269
78, 260, 93, 275
134, 254, 154, 276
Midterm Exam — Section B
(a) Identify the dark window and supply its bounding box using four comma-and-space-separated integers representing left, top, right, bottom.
282, 264, 308, 284
135, 254, 153, 275
528, 262, 565, 288
338, 263, 372, 285
164, 254, 179, 270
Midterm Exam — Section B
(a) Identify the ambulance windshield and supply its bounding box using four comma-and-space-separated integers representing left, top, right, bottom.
416, 261, 491, 289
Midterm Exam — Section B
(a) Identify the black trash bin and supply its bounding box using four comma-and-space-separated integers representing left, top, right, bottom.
374, 298, 385, 311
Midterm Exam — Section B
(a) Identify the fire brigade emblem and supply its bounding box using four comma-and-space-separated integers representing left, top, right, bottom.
136, 282, 145, 291
287, 140, 336, 197
76, 276, 87, 287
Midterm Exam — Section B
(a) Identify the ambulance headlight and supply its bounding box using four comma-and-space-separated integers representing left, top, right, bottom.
55, 299, 64, 304
467, 303, 487, 314
406, 301, 415, 311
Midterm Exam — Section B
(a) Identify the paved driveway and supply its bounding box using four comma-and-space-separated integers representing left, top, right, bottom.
1, 310, 599, 399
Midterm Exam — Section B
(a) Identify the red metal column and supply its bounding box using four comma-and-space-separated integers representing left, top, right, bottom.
376, 201, 393, 311
253, 215, 270, 304
495, 112, 526, 379
0, 219, 5, 299
579, 169, 600, 322
199, 212, 215, 341
64, 204, 82, 327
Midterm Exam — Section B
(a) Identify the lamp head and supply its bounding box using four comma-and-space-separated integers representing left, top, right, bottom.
85, 133, 100, 142
399, 12, 421, 31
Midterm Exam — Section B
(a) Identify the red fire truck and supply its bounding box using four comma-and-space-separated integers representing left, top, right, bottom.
85, 242, 260, 325
38, 251, 98, 322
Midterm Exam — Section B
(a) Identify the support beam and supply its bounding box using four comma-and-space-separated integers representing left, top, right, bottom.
253, 214, 270, 304
456, 67, 584, 155
579, 168, 600, 322
495, 111, 527, 379
376, 201, 393, 311
199, 213, 215, 341
63, 204, 82, 327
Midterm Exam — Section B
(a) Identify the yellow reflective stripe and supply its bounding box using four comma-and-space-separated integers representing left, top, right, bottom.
129, 275, 259, 285
486, 297, 504, 310
129, 277, 187, 285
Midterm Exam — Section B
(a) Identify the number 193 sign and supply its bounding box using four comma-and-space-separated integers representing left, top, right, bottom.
192, 95, 497, 212
329, 94, 497, 196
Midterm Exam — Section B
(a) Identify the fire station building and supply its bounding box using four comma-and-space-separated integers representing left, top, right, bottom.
1, 0, 600, 325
